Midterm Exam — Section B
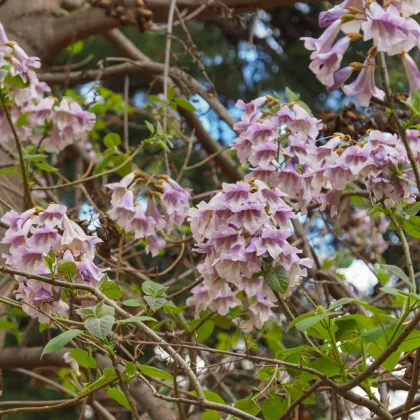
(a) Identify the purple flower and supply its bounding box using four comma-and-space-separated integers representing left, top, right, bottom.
161, 179, 191, 231
342, 55, 385, 106
301, 20, 342, 59
188, 201, 216, 241
11, 246, 45, 271
327, 66, 354, 92
324, 162, 353, 191
309, 36, 350, 88
145, 234, 165, 257
231, 135, 253, 164
249, 141, 279, 166
208, 283, 241, 316
107, 190, 135, 229
319, 0, 365, 30
320, 188, 342, 217
339, 146, 370, 175
1, 221, 31, 251
1, 208, 35, 230
235, 96, 266, 121
76, 256, 106, 285
186, 283, 211, 316
401, 52, 420, 98
277, 104, 322, 141
254, 228, 291, 259
18, 279, 68, 324
28, 225, 60, 252
36, 204, 67, 228
227, 201, 269, 235
126, 206, 156, 239
106, 173, 136, 204
362, 3, 420, 55
394, 0, 420, 17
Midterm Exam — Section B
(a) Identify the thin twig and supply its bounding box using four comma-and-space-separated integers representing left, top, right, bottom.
32, 145, 143, 191
402, 348, 420, 420
163, 0, 177, 175
0, 92, 33, 209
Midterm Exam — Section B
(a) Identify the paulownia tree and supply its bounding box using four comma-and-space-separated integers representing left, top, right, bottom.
2, 0, 420, 419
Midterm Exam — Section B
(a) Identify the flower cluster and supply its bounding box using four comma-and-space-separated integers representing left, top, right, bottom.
302, 0, 420, 105
187, 180, 312, 331
0, 24, 95, 153
1, 204, 107, 323
232, 96, 419, 214
106, 172, 191, 256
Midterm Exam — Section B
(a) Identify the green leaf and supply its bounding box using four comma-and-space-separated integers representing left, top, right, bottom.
0, 167, 16, 175
36, 162, 59, 173
287, 311, 316, 332
402, 216, 420, 238
191, 390, 225, 404
16, 112, 30, 127
145, 120, 155, 134
380, 287, 420, 301
360, 324, 393, 344
138, 365, 173, 381
380, 264, 411, 287
116, 316, 157, 324
125, 361, 136, 377
57, 261, 77, 280
111, 153, 132, 177
301, 358, 341, 382
328, 297, 385, 316
202, 411, 220, 420
412, 89, 420, 113
0, 320, 18, 330
404, 202, 420, 216
264, 265, 289, 294
41, 329, 83, 357
295, 313, 331, 332
142, 280, 168, 297
9, 74, 29, 89
122, 299, 143, 307
262, 395, 286, 420
39, 323, 51, 332
174, 98, 196, 112
203, 390, 225, 404
100, 280, 123, 300
103, 133, 121, 148
66, 40, 85, 55
234, 399, 261, 416
69, 348, 97, 369
197, 320, 215, 342
106, 387, 131, 410
84, 316, 115, 341
93, 155, 114, 175
95, 302, 115, 318
144, 296, 167, 312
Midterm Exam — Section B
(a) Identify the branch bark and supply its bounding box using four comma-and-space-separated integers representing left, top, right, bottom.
102, 29, 243, 181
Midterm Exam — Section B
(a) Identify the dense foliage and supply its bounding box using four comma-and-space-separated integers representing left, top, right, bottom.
2, 1, 420, 419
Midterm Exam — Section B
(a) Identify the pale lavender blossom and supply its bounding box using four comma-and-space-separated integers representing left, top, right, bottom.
401, 52, 420, 97
342, 55, 385, 106
362, 3, 420, 55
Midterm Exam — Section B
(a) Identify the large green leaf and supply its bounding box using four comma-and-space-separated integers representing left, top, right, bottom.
264, 265, 289, 294
106, 387, 130, 410
138, 365, 173, 381
402, 216, 420, 238
41, 329, 83, 357
69, 348, 97, 369
84, 316, 114, 341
